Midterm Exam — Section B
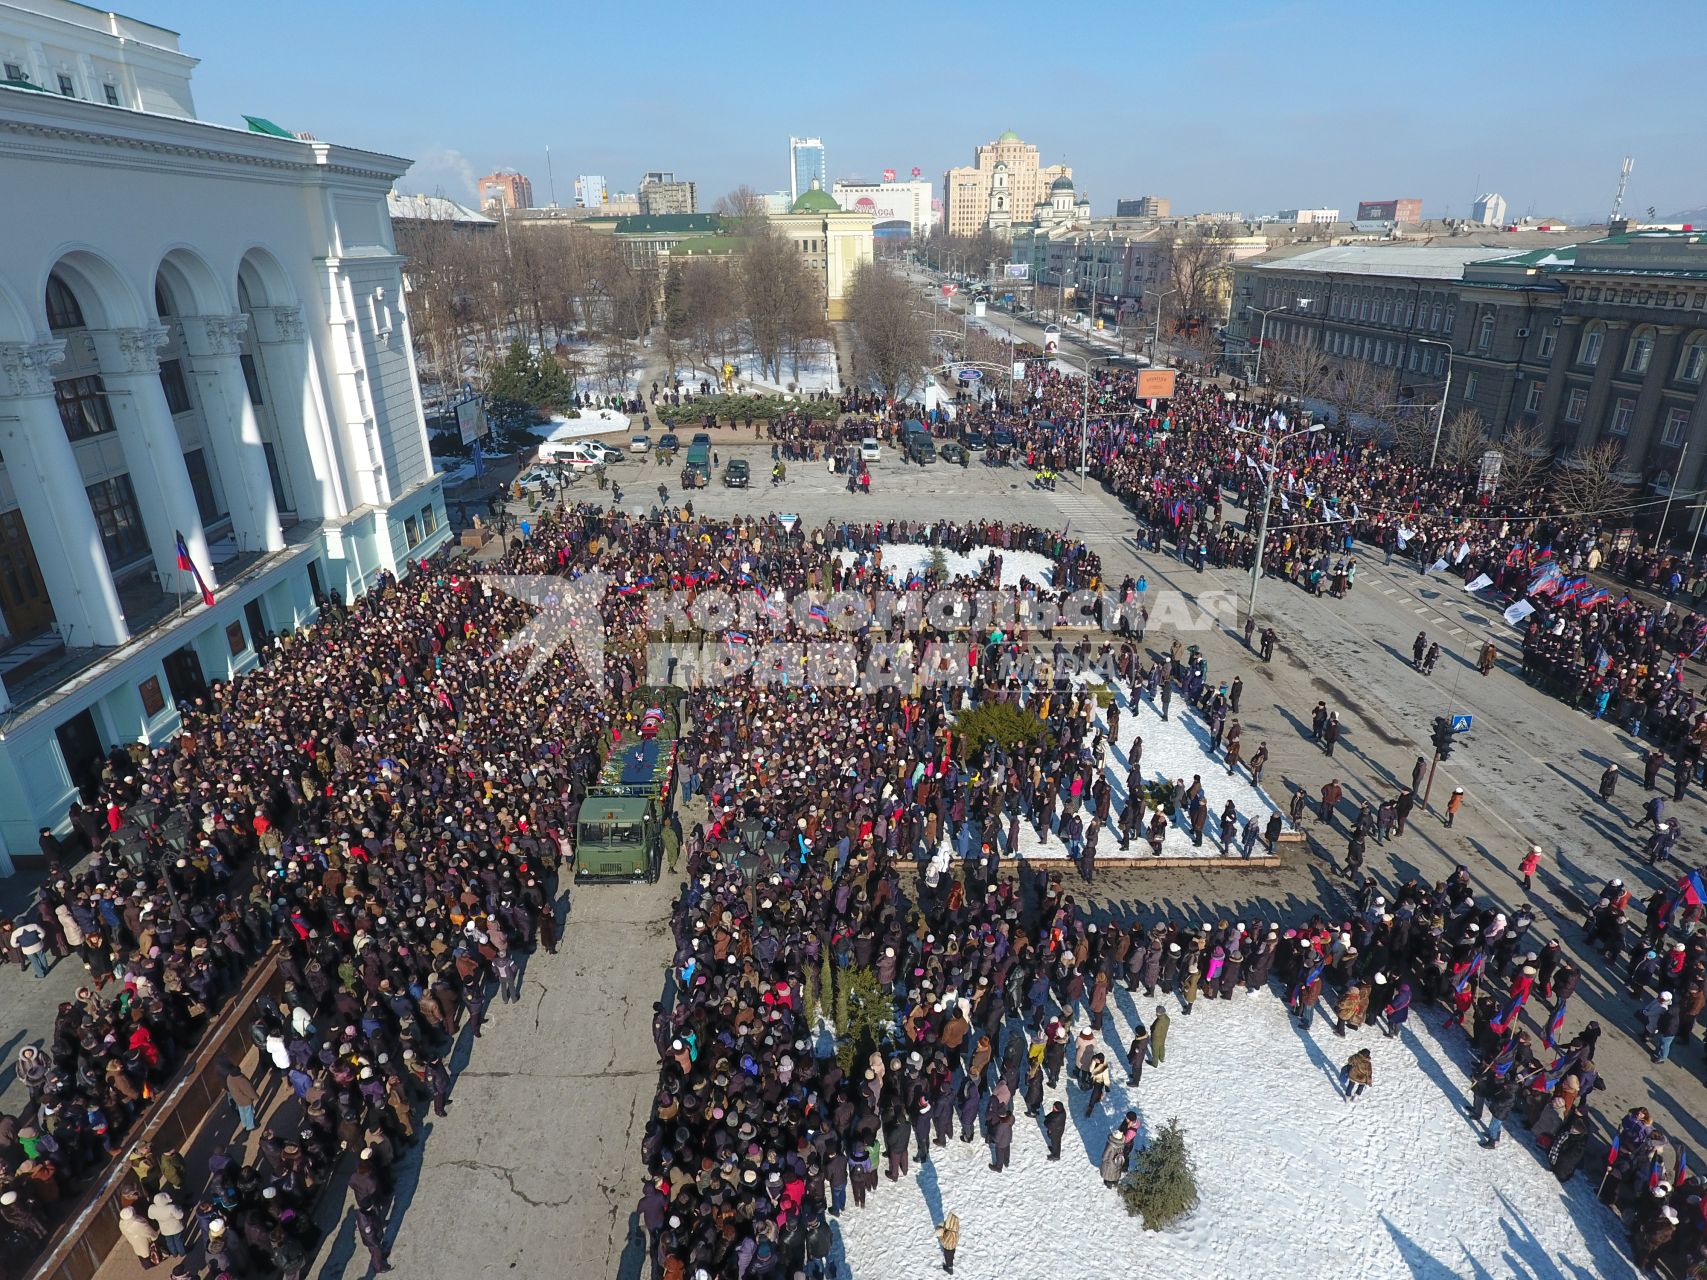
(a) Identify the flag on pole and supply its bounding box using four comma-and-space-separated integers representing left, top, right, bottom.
1464, 573, 1493, 593
174, 530, 216, 607
1543, 999, 1569, 1050
1526, 563, 1565, 596
1490, 988, 1526, 1035
1503, 599, 1536, 627
1452, 952, 1485, 996
1607, 1132, 1621, 1167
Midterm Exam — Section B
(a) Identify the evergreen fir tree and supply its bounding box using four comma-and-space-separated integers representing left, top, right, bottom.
1119, 1117, 1199, 1231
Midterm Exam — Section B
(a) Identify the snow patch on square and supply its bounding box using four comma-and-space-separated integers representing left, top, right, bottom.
834, 990, 1633, 1279
834, 544, 1056, 590
528, 408, 632, 441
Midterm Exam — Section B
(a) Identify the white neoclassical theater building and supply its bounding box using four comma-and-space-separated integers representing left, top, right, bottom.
0, 0, 450, 872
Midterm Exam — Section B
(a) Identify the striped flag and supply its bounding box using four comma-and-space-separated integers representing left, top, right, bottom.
1490, 989, 1526, 1035
808, 602, 829, 624
1607, 1132, 1621, 1166
1543, 999, 1568, 1050
175, 530, 216, 608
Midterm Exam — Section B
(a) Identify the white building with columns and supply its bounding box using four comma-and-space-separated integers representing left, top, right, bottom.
0, 0, 449, 872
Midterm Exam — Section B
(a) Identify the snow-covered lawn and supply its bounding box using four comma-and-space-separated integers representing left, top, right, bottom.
675, 340, 841, 396
527, 408, 632, 442
836, 990, 1634, 1280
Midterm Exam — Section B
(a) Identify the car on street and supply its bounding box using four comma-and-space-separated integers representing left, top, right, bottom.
629, 433, 652, 453
538, 441, 607, 471
514, 464, 563, 493
860, 438, 881, 463
723, 459, 750, 488
658, 432, 679, 452
963, 430, 987, 450
576, 440, 623, 464
940, 442, 968, 465
691, 432, 712, 447
992, 428, 1015, 447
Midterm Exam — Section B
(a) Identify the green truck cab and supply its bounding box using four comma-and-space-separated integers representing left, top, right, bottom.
575, 697, 680, 883
575, 792, 663, 883
682, 442, 711, 489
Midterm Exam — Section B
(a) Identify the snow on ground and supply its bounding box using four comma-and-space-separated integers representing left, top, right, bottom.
676, 340, 841, 396
1010, 683, 1285, 862
834, 543, 1055, 591
835, 988, 1635, 1280
527, 408, 632, 442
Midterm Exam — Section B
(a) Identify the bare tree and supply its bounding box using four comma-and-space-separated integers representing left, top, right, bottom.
1324, 360, 1399, 441
1553, 440, 1636, 518
1261, 339, 1331, 405
1436, 407, 1491, 470
716, 185, 769, 234
1486, 418, 1552, 504
741, 230, 817, 382
1157, 222, 1239, 330
847, 260, 931, 401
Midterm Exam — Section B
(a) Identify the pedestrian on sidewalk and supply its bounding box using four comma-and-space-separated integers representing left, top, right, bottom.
1518, 845, 1542, 891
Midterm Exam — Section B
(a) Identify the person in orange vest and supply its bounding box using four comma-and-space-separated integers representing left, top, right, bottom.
1445, 787, 1465, 828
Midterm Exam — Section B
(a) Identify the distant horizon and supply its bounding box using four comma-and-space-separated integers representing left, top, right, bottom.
141, 0, 1703, 227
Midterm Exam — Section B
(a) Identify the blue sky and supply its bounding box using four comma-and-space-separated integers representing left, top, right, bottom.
150, 0, 1703, 221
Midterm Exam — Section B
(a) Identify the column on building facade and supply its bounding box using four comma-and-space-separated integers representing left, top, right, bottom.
249, 305, 343, 520
178, 314, 284, 552
1533, 317, 1581, 446
1574, 321, 1631, 452
0, 341, 128, 647
1621, 326, 1684, 475
88, 325, 217, 594
317, 270, 388, 509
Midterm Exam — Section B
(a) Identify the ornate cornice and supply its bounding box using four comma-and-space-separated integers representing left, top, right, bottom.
180, 312, 251, 359
91, 325, 170, 375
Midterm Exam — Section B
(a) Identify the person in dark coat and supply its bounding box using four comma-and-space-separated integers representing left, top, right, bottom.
1599, 763, 1619, 803
1467, 1065, 1521, 1147
987, 1102, 1013, 1172
1043, 1101, 1067, 1161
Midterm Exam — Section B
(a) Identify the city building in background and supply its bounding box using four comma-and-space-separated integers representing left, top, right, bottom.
768, 182, 874, 319
1226, 230, 1705, 491
1356, 197, 1423, 224
0, 0, 448, 869
478, 169, 533, 211
639, 170, 696, 215
1275, 207, 1341, 226
574, 173, 606, 207
1472, 192, 1508, 226
388, 191, 495, 235
789, 136, 825, 203
831, 178, 935, 239
1116, 196, 1171, 218
942, 130, 1070, 238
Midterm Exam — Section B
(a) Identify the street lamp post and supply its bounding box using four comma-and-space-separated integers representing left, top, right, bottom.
1049, 349, 1095, 489
1246, 305, 1283, 387
1241, 420, 1324, 624
1416, 337, 1454, 469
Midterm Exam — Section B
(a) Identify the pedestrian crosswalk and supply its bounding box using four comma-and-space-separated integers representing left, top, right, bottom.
1049, 489, 1129, 539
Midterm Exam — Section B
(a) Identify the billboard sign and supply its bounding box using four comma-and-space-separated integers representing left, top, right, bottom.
1136, 369, 1178, 399
957, 368, 982, 383
1004, 263, 1030, 279
973, 299, 987, 317
941, 283, 958, 296
1042, 324, 1060, 354
455, 395, 489, 444
882, 168, 896, 182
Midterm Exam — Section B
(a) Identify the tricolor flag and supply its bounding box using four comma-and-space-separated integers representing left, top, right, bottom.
725, 629, 750, 649
1543, 999, 1569, 1050
754, 585, 781, 619
1526, 563, 1565, 597
1578, 587, 1612, 610
808, 602, 829, 624
1679, 1149, 1692, 1185
1554, 577, 1592, 605
1490, 989, 1526, 1035
174, 531, 216, 608
1452, 952, 1485, 996
1607, 1132, 1621, 1167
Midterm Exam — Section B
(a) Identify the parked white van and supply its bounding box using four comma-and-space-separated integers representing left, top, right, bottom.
538, 440, 606, 470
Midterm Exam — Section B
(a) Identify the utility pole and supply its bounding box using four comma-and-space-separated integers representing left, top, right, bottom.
1656, 443, 1689, 552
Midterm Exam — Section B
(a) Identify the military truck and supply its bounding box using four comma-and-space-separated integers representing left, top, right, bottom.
574, 697, 680, 883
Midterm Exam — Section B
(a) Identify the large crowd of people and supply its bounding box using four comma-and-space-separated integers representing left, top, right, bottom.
6, 344, 1707, 1277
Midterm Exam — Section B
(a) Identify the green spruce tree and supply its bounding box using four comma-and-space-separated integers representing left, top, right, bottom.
1119, 1117, 1199, 1231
